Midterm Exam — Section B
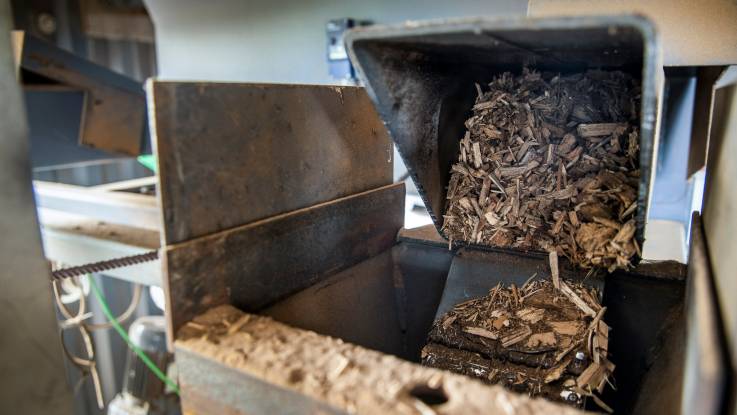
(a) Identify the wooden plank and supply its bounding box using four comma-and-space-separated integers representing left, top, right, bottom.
148, 81, 394, 244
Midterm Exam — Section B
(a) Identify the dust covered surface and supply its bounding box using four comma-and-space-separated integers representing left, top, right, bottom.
176, 305, 584, 415
442, 69, 641, 272
423, 277, 614, 412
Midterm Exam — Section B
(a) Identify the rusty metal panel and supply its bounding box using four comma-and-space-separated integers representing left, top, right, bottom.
264, 242, 454, 362
13, 31, 145, 156
166, 183, 404, 334
264, 249, 405, 357
148, 81, 394, 244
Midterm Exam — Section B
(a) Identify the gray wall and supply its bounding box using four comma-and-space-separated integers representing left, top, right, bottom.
144, 0, 527, 84
0, 2, 74, 414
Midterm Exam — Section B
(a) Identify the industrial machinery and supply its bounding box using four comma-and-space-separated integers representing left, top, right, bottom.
3, 8, 735, 415
144, 16, 733, 415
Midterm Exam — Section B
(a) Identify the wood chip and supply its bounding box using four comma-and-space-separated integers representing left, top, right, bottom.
587, 306, 607, 333
442, 69, 640, 271
577, 362, 604, 389
516, 307, 545, 324
472, 142, 482, 168
559, 281, 597, 317
226, 314, 252, 335
501, 325, 532, 347
577, 123, 627, 138
549, 321, 582, 336
555, 339, 582, 362
538, 186, 576, 200
441, 315, 457, 330
545, 356, 572, 384
526, 332, 557, 348
425, 276, 611, 409
464, 326, 498, 340
549, 251, 560, 289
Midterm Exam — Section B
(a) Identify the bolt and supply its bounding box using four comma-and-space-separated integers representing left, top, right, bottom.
36, 13, 57, 35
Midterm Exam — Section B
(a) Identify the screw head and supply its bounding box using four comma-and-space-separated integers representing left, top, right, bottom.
36, 13, 57, 35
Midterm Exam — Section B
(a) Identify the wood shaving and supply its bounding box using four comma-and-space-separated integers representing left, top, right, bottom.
423, 277, 613, 409
442, 69, 641, 272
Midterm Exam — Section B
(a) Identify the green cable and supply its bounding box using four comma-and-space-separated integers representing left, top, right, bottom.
88, 275, 180, 395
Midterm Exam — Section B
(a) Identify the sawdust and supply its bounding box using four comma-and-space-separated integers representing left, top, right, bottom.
177, 305, 582, 415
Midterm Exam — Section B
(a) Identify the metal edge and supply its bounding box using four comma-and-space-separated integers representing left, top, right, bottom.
33, 180, 160, 230
175, 347, 347, 415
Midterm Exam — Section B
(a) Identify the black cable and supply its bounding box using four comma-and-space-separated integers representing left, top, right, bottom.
51, 250, 159, 280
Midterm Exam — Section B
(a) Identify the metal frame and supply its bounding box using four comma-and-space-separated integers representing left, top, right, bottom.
13, 30, 147, 157
34, 180, 159, 230
34, 180, 161, 287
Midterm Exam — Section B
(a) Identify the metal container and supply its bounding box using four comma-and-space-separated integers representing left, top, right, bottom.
346, 15, 660, 253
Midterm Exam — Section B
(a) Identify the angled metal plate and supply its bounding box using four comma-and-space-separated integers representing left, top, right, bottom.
148, 81, 394, 244
434, 247, 604, 320
165, 183, 404, 335
263, 241, 455, 362
264, 249, 405, 357
681, 214, 730, 415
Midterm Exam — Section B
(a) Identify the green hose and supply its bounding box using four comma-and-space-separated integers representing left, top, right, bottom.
88, 275, 180, 395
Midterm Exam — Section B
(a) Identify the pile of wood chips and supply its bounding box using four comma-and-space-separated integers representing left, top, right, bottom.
422, 273, 614, 411
442, 69, 641, 271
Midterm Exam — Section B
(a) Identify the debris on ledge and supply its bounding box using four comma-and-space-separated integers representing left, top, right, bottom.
176, 304, 584, 415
